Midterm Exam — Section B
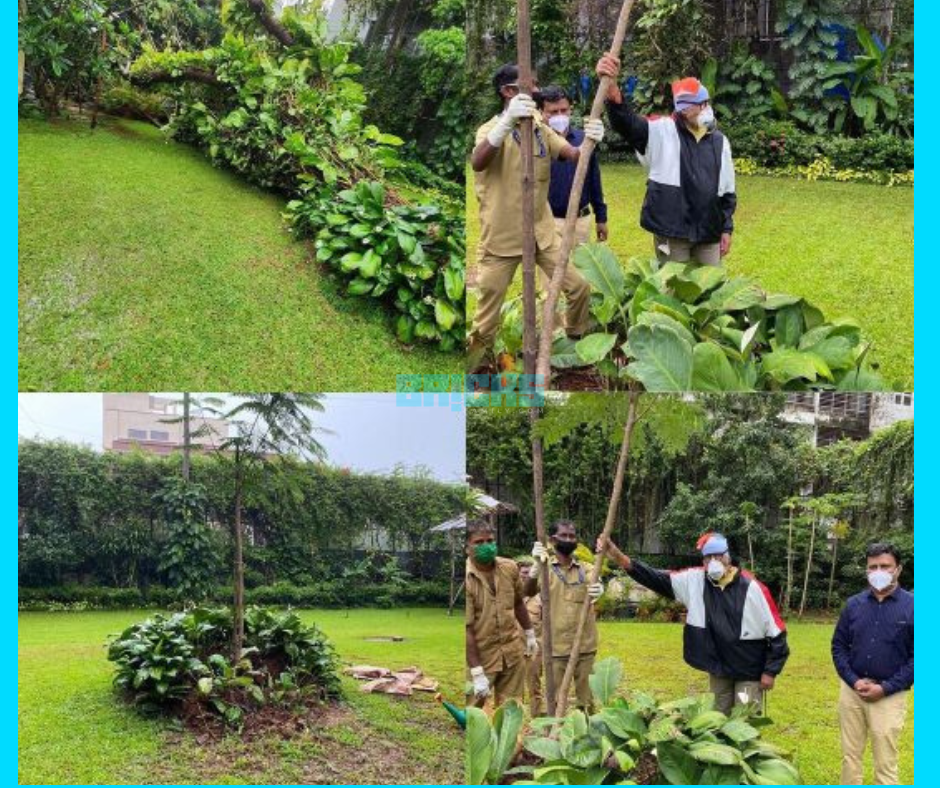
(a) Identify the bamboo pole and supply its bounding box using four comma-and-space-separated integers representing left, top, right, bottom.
517, 0, 557, 715
534, 0, 637, 385
554, 391, 639, 717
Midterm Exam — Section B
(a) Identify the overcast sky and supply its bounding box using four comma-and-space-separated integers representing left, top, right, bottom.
17, 393, 465, 482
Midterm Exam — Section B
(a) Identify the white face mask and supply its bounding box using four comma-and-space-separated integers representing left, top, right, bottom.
868, 569, 895, 592
547, 114, 570, 135
695, 106, 715, 129
706, 559, 726, 581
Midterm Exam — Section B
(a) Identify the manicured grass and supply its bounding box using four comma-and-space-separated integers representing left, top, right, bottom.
594, 619, 914, 785
466, 163, 913, 388
18, 117, 459, 391
18, 608, 464, 785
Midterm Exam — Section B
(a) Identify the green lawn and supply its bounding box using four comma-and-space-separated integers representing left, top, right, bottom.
18, 117, 459, 391
18, 608, 464, 785
466, 163, 914, 388
594, 620, 914, 785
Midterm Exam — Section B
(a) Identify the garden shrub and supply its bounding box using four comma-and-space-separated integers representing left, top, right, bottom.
127, 3, 465, 350
543, 245, 886, 391
722, 119, 913, 174
286, 180, 465, 349
19, 580, 451, 611
107, 606, 341, 725
468, 656, 802, 784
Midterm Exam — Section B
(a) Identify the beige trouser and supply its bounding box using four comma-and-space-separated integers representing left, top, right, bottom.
468, 238, 592, 355
551, 652, 596, 712
709, 675, 763, 716
654, 234, 721, 266
525, 653, 543, 717
539, 216, 594, 291
467, 659, 526, 709
839, 681, 909, 785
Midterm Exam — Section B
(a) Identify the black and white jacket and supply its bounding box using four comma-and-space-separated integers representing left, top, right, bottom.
628, 559, 789, 682
607, 101, 737, 244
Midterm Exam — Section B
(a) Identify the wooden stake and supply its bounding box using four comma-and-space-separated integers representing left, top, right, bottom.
554, 391, 639, 717
534, 0, 637, 384
517, 0, 557, 715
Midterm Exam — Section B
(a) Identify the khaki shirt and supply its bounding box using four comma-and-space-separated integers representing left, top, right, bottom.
474, 115, 568, 256
530, 558, 598, 657
466, 557, 526, 673
517, 592, 543, 640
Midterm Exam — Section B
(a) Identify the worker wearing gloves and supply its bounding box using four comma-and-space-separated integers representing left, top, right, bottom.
595, 53, 737, 267
465, 519, 537, 708
526, 519, 604, 712
468, 63, 603, 373
597, 531, 789, 715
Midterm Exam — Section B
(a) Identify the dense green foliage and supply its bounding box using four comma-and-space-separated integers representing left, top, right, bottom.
107, 606, 341, 726
287, 180, 465, 348
467, 0, 913, 142
469, 657, 801, 784
467, 395, 913, 609
552, 245, 884, 391
18, 440, 463, 593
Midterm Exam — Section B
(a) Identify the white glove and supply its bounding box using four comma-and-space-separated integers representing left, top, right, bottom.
587, 581, 604, 602
531, 541, 550, 563
470, 666, 490, 698
486, 93, 537, 147
583, 118, 605, 143
524, 629, 539, 658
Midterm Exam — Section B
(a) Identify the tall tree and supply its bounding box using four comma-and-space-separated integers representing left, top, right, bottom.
208, 393, 328, 658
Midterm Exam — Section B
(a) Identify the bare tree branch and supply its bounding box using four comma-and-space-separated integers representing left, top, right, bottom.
244, 0, 295, 47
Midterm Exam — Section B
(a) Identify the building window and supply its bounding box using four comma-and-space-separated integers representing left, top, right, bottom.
149, 395, 167, 413
894, 393, 912, 406
128, 428, 148, 440
150, 430, 170, 441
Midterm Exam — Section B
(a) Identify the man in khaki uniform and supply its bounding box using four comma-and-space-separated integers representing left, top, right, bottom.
517, 557, 544, 716
468, 64, 603, 370
832, 543, 913, 785
465, 520, 538, 708
528, 520, 604, 712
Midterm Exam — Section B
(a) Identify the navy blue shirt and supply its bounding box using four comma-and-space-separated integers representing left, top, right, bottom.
831, 586, 914, 696
548, 128, 608, 224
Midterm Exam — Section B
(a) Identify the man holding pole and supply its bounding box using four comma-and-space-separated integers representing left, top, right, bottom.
467, 64, 605, 371
595, 53, 737, 267
597, 531, 789, 715
465, 519, 538, 708
527, 520, 605, 712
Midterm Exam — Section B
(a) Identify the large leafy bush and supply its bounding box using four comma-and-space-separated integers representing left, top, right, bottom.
127, 3, 464, 349
107, 606, 340, 725
551, 245, 884, 391
286, 180, 465, 349
468, 657, 802, 785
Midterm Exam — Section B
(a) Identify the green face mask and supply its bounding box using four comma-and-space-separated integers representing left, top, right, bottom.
474, 543, 498, 564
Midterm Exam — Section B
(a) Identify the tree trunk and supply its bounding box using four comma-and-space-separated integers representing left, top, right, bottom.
799, 514, 817, 618
182, 393, 192, 482
244, 0, 295, 47
827, 538, 839, 609
555, 392, 639, 717
746, 518, 755, 573
518, 0, 557, 717
783, 507, 794, 614
233, 479, 245, 659
531, 426, 557, 714
535, 0, 638, 382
